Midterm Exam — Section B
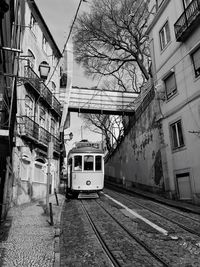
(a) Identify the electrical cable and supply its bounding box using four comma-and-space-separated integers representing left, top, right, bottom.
46, 0, 84, 86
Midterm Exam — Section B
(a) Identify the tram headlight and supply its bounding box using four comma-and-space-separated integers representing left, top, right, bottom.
86, 180, 91, 186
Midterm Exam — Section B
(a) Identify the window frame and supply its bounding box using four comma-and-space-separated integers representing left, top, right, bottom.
95, 155, 102, 171
164, 71, 177, 100
191, 46, 200, 78
170, 119, 185, 150
25, 95, 34, 117
159, 20, 171, 51
84, 155, 94, 171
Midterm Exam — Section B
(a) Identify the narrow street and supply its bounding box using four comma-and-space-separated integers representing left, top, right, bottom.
60, 188, 200, 267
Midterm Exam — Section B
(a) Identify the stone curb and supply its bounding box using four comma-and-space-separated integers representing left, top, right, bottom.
53, 195, 65, 267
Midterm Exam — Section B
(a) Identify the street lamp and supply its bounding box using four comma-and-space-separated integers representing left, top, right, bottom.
38, 61, 50, 80
64, 132, 73, 142
38, 61, 52, 213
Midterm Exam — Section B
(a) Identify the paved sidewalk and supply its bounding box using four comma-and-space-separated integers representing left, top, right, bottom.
0, 193, 65, 267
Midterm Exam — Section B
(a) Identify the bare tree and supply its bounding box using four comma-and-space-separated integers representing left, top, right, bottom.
81, 113, 125, 152
73, 0, 151, 93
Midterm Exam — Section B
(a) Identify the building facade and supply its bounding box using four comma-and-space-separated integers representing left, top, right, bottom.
147, 0, 200, 203
105, 0, 200, 205
0, 0, 24, 220
12, 0, 62, 205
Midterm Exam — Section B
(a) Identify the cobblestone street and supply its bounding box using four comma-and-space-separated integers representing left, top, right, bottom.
0, 194, 65, 267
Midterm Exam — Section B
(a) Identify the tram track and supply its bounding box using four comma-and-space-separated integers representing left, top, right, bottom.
105, 189, 200, 238
80, 199, 169, 267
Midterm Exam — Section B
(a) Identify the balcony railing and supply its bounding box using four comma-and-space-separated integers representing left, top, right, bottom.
40, 82, 52, 107
18, 115, 61, 154
174, 0, 200, 41
52, 95, 62, 116
39, 126, 51, 147
24, 66, 40, 94
52, 135, 60, 153
18, 116, 39, 140
23, 65, 62, 117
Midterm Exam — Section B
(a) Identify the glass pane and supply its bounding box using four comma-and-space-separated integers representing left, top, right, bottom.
192, 48, 200, 71
84, 155, 94, 171
177, 121, 184, 146
165, 73, 176, 96
74, 156, 82, 171
171, 124, 178, 148
95, 156, 102, 171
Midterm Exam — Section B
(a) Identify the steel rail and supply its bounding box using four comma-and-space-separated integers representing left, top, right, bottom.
108, 190, 200, 238
95, 199, 169, 267
80, 200, 121, 267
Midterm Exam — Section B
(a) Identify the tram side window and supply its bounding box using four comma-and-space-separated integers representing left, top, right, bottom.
95, 156, 102, 171
84, 155, 94, 171
74, 156, 82, 171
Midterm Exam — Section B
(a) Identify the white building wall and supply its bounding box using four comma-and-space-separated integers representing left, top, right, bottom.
148, 0, 200, 203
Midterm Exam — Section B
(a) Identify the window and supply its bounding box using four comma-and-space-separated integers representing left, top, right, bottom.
170, 120, 185, 150
84, 155, 94, 171
164, 72, 177, 99
27, 49, 35, 69
39, 108, 46, 128
159, 21, 171, 50
50, 118, 55, 135
25, 95, 33, 117
95, 156, 102, 171
30, 14, 37, 36
74, 156, 82, 171
191, 47, 200, 78
42, 35, 48, 54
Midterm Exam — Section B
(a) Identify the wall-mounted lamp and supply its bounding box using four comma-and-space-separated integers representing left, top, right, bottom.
38, 61, 50, 80
64, 132, 73, 141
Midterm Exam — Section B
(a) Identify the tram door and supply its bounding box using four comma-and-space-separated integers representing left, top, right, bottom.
67, 158, 72, 188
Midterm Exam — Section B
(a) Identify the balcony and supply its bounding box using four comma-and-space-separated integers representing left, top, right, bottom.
23, 66, 40, 94
18, 116, 61, 154
39, 127, 51, 147
22, 65, 62, 117
40, 82, 52, 107
18, 116, 39, 141
52, 95, 62, 116
174, 0, 200, 42
52, 135, 60, 154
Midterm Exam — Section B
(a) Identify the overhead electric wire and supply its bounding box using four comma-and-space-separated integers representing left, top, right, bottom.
47, 0, 84, 85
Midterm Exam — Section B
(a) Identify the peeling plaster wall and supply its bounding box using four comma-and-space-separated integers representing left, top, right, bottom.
105, 99, 165, 192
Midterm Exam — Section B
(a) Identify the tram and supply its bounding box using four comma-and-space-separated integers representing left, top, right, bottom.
66, 140, 104, 198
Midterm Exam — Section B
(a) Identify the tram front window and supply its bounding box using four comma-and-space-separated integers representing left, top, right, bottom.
95, 156, 102, 171
84, 155, 94, 171
74, 156, 82, 171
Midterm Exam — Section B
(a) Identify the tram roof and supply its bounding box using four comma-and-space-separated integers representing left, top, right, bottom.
68, 146, 104, 155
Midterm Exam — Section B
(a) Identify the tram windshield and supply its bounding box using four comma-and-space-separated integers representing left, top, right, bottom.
74, 155, 82, 171
84, 155, 94, 171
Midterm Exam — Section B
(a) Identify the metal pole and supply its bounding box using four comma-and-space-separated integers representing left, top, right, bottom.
46, 140, 53, 214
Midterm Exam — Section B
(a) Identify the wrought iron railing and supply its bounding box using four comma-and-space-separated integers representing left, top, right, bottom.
51, 135, 60, 153
18, 115, 61, 153
18, 115, 39, 140
40, 82, 53, 107
24, 66, 40, 93
39, 126, 51, 146
23, 65, 62, 116
174, 0, 200, 41
52, 95, 62, 116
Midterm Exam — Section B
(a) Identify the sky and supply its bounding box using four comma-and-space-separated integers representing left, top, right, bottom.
35, 0, 102, 151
